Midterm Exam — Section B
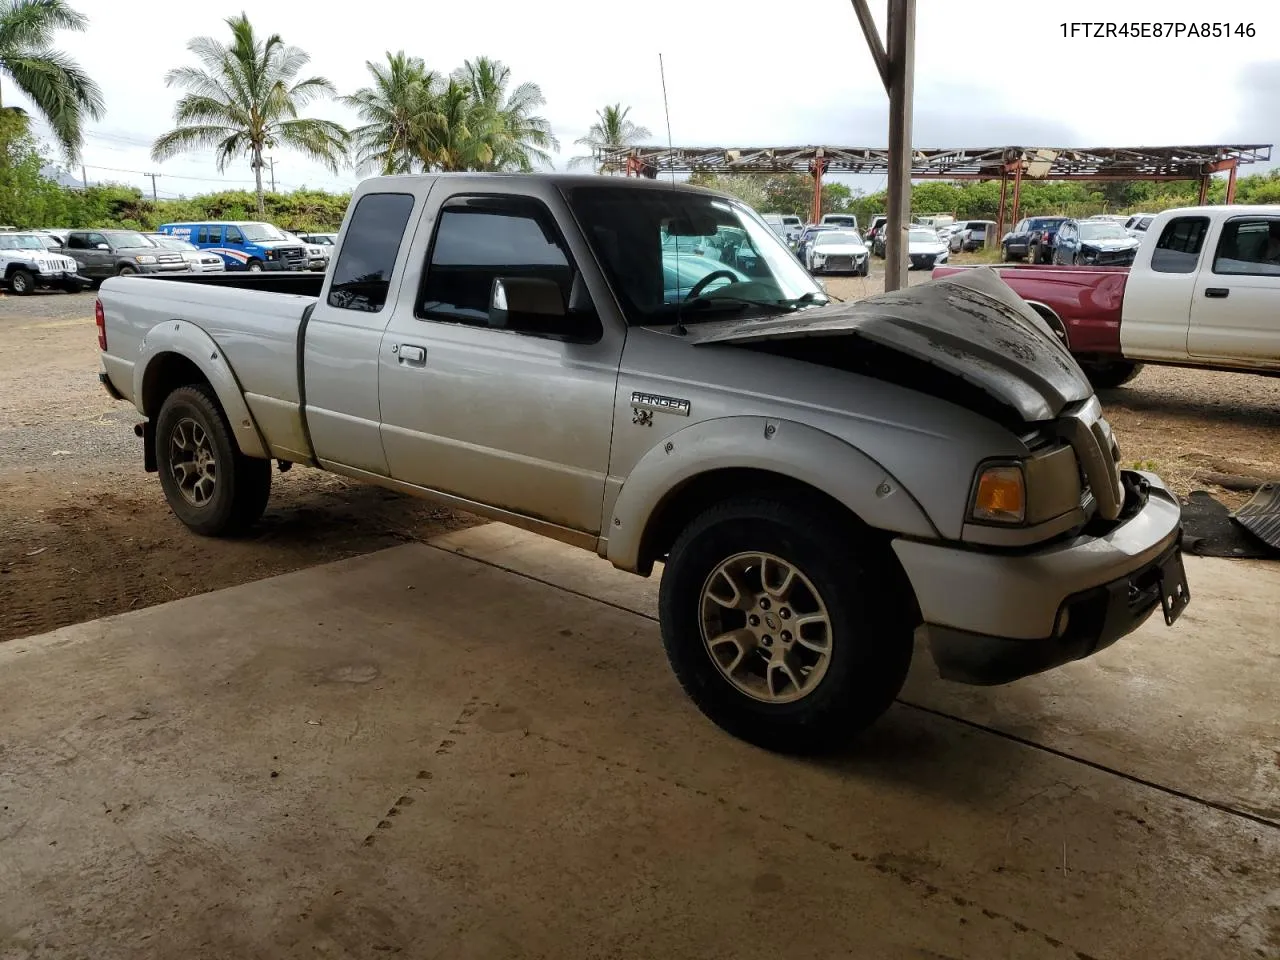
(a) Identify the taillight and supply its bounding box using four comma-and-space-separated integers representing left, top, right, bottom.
1042, 230, 1051, 243
95, 298, 106, 350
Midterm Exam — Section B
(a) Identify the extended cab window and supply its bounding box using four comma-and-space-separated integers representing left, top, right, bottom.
1212, 217, 1280, 276
419, 195, 579, 333
1151, 216, 1209, 274
327, 192, 415, 313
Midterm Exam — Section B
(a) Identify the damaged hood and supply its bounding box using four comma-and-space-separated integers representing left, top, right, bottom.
684, 266, 1093, 422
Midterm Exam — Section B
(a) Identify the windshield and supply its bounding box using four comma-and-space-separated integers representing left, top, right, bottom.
908, 229, 938, 243
0, 234, 46, 250
814, 231, 862, 247
566, 186, 827, 325
149, 236, 196, 251
108, 232, 154, 248
240, 222, 287, 241
1079, 222, 1131, 241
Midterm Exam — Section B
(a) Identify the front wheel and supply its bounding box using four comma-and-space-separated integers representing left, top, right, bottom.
1082, 360, 1143, 390
658, 497, 914, 753
117, 264, 137, 276
247, 259, 264, 273
155, 384, 272, 536
8, 269, 34, 295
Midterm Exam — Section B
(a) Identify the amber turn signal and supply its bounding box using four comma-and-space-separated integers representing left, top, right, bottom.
972, 465, 1026, 523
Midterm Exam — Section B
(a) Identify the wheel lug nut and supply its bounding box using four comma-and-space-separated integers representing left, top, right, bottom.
781, 631, 792, 642
779, 608, 791, 620
759, 598, 771, 610
762, 635, 773, 647
748, 615, 760, 627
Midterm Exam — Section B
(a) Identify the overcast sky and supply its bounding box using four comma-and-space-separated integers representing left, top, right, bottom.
18, 0, 1280, 198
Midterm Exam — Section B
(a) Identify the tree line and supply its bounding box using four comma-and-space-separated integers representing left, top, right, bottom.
1, 2, 653, 216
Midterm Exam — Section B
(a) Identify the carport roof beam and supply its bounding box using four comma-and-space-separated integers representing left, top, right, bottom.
603, 144, 1272, 181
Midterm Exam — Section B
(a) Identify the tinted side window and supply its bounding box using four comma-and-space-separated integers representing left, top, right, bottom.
66, 234, 87, 250
225, 226, 243, 243
1212, 217, 1280, 276
197, 226, 209, 243
326, 192, 415, 313
419, 196, 573, 328
1151, 217, 1209, 274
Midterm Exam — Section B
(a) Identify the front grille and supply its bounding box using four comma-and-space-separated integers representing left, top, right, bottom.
1095, 250, 1136, 265
276, 246, 305, 267
825, 255, 855, 271
157, 253, 185, 264
911, 254, 936, 267
1056, 397, 1124, 521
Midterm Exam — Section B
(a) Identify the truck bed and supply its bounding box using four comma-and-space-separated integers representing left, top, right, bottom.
931, 263, 1128, 359
98, 273, 320, 463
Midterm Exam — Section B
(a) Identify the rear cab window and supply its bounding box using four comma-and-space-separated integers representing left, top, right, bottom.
326, 192, 416, 312
1212, 217, 1280, 276
1150, 216, 1210, 274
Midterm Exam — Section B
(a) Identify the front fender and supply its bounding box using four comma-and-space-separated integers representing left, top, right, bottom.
606, 416, 939, 572
132, 319, 270, 460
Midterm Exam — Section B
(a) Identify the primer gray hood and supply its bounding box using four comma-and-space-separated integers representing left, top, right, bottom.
684, 266, 1093, 422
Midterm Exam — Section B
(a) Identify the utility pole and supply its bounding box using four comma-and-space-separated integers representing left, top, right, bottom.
81, 163, 89, 191
852, 0, 916, 292
144, 172, 160, 200
265, 155, 276, 192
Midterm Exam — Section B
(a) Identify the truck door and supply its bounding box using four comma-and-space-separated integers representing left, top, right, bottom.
1119, 214, 1210, 362
301, 190, 420, 477
1188, 214, 1280, 364
377, 189, 624, 536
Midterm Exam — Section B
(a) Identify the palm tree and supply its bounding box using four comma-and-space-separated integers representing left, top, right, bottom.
569, 104, 651, 173
340, 51, 441, 176
452, 56, 558, 172
151, 13, 348, 215
0, 0, 104, 161
427, 78, 489, 172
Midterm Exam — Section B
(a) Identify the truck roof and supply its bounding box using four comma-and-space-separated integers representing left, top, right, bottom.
354, 172, 725, 197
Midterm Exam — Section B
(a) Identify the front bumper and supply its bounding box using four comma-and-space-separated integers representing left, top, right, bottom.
893, 471, 1187, 685
137, 263, 190, 275
35, 269, 92, 290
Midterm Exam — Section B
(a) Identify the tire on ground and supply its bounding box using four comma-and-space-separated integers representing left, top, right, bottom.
1082, 360, 1143, 390
8, 268, 34, 295
155, 383, 272, 536
658, 495, 914, 754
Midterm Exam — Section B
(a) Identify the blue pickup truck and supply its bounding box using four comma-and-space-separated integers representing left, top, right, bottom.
156, 220, 307, 272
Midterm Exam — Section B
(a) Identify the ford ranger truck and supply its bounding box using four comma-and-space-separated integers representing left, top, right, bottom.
95, 174, 1191, 753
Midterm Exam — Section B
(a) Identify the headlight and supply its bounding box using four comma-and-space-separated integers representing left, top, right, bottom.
971, 463, 1025, 524
134, 255, 157, 264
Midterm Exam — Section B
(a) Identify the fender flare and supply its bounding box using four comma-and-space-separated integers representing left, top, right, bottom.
132, 319, 270, 459
605, 415, 938, 572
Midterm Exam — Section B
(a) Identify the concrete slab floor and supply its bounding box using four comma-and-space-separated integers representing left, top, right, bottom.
0, 527, 1276, 959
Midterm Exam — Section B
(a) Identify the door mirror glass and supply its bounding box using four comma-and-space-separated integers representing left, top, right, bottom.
96, 243, 109, 250
490, 277, 565, 330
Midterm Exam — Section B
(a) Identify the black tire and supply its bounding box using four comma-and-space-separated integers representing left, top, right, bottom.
247, 259, 264, 273
1082, 360, 1143, 389
117, 264, 137, 276
1000, 244, 1010, 262
155, 384, 271, 536
8, 268, 35, 295
658, 497, 914, 754
858, 260, 869, 277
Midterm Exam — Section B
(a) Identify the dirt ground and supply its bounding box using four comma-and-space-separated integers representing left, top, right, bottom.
2, 276, 1279, 644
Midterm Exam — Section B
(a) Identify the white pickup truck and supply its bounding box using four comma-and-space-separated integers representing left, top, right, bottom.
935, 204, 1280, 387
96, 174, 1190, 752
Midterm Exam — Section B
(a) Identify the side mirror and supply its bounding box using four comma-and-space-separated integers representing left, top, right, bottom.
96, 243, 109, 250
489, 277, 565, 330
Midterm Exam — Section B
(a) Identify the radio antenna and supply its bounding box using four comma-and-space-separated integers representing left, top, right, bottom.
659, 53, 687, 335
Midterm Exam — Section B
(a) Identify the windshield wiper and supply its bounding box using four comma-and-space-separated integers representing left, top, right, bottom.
777, 291, 832, 309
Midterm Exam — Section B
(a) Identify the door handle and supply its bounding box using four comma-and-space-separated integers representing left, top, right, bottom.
393, 344, 427, 366
1204, 287, 1229, 299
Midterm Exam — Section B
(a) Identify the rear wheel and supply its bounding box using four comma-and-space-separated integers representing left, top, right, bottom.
1026, 243, 1039, 264
8, 269, 34, 295
659, 497, 914, 754
155, 384, 271, 536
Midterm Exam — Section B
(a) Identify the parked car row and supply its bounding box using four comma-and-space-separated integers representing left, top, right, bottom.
1, 219, 338, 295
1001, 215, 1141, 266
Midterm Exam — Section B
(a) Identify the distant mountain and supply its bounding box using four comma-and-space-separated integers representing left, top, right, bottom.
40, 163, 83, 188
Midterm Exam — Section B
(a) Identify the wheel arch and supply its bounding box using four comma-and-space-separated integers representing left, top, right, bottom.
1023, 300, 1070, 347
607, 416, 938, 576
133, 323, 270, 461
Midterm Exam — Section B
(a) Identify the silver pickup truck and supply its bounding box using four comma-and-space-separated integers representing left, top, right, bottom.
96, 174, 1190, 752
